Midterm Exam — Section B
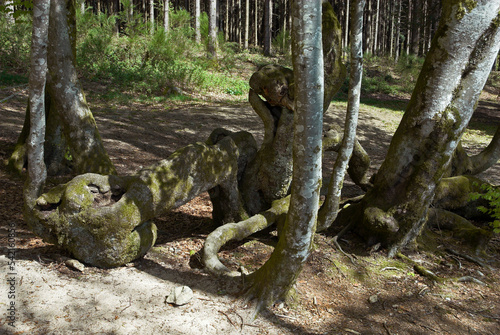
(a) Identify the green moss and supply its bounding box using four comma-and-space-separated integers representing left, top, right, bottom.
454, 0, 478, 20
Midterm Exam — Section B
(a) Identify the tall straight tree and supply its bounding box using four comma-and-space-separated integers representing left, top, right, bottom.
195, 0, 200, 43
25, 0, 50, 219
246, 0, 324, 310
244, 0, 249, 49
164, 0, 170, 35
263, 0, 272, 56
149, 0, 154, 34
208, 0, 217, 57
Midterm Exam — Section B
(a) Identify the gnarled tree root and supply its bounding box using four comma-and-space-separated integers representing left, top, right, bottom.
30, 136, 248, 268
203, 196, 290, 276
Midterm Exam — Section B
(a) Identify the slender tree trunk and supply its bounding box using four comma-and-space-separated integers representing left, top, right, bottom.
149, 0, 154, 34
395, 0, 401, 62
195, 0, 200, 43
208, 0, 217, 57
318, 0, 365, 231
164, 0, 169, 34
254, 0, 258, 47
25, 0, 50, 214
373, 0, 379, 55
244, 0, 249, 49
263, 0, 272, 56
344, 0, 349, 58
247, 0, 324, 312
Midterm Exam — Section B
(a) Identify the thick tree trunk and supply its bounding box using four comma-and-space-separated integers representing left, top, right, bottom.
351, 0, 500, 256
246, 0, 324, 311
47, 0, 116, 175
8, 0, 115, 176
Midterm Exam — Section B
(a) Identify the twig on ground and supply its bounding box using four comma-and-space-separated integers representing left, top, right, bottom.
218, 310, 237, 329
383, 322, 392, 335
445, 248, 492, 270
331, 235, 357, 265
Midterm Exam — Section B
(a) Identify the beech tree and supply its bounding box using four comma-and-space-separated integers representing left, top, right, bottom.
340, 0, 500, 256
25, 0, 50, 223
8, 0, 115, 177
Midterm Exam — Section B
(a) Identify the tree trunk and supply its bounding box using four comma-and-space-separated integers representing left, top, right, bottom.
195, 0, 200, 43
373, 0, 379, 55
47, 0, 116, 175
8, 0, 115, 176
317, 0, 365, 232
149, 0, 154, 34
244, 0, 249, 49
350, 0, 500, 256
208, 0, 217, 57
394, 0, 401, 62
245, 0, 324, 312
25, 0, 50, 218
164, 0, 169, 34
263, 0, 272, 56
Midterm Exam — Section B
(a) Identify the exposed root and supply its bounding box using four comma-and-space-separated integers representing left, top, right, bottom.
203, 196, 290, 276
396, 252, 486, 286
445, 248, 493, 271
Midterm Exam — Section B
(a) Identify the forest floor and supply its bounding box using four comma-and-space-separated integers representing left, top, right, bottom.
1, 73, 500, 335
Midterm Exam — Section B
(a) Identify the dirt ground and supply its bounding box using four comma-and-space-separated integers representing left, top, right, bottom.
1, 80, 500, 335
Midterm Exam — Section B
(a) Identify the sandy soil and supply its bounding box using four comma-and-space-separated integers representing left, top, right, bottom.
1, 80, 500, 335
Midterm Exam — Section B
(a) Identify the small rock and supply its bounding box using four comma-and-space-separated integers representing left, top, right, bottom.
166, 286, 193, 306
368, 294, 379, 304
65, 259, 85, 272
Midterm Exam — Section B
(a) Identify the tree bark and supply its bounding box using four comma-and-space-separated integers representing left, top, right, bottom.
246, 0, 324, 311
195, 0, 200, 43
351, 0, 500, 256
208, 0, 217, 57
25, 0, 50, 218
47, 0, 116, 175
263, 0, 272, 56
164, 0, 170, 34
149, 0, 155, 34
317, 0, 365, 232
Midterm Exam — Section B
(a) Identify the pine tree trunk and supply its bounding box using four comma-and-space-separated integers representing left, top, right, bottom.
195, 0, 200, 43
208, 0, 217, 57
164, 0, 169, 35
149, 0, 154, 34
263, 0, 272, 56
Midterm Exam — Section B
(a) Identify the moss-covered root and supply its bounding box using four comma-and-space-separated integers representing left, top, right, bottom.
203, 196, 290, 276
31, 137, 245, 268
427, 208, 493, 255
323, 124, 372, 189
